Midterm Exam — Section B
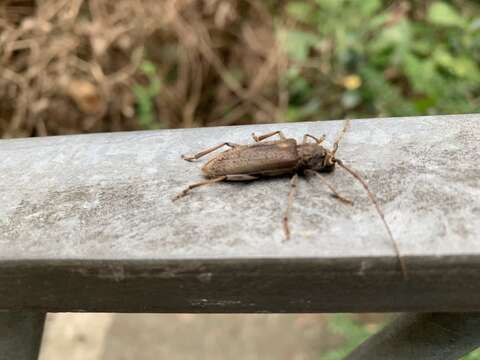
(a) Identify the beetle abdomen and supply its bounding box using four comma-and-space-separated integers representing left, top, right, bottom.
202, 139, 299, 178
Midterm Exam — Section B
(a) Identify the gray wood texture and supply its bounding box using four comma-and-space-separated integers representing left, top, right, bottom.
1, 114, 479, 312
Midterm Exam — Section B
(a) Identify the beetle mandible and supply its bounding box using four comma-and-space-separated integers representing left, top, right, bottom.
173, 121, 406, 278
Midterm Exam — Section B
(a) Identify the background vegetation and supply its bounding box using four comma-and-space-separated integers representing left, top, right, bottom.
1, 0, 479, 138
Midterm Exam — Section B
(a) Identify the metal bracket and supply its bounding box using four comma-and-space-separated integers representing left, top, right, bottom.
0, 312, 46, 360
345, 313, 480, 360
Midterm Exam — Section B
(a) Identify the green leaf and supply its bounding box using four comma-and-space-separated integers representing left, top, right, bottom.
286, 2, 314, 21
371, 20, 412, 52
286, 100, 320, 122
140, 61, 157, 76
411, 40, 434, 56
368, 13, 390, 29
404, 54, 437, 93
357, 0, 381, 16
315, 0, 344, 11
133, 84, 154, 128
133, 60, 162, 129
449, 57, 479, 78
414, 96, 436, 114
433, 48, 480, 80
427, 2, 466, 28
461, 347, 480, 360
359, 66, 417, 116
469, 18, 480, 32
322, 315, 378, 360
278, 29, 318, 61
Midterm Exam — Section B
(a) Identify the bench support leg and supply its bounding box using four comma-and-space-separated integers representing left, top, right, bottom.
0, 312, 46, 360
344, 313, 480, 360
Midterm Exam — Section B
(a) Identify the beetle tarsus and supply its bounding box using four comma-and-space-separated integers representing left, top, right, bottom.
251, 130, 286, 143
172, 191, 187, 201
181, 154, 196, 162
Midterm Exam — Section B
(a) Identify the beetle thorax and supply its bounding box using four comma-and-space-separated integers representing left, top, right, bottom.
297, 144, 335, 172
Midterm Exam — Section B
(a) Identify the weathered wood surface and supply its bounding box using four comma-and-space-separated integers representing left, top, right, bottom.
0, 114, 479, 312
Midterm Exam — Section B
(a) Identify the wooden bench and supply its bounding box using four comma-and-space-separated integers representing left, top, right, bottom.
1, 114, 480, 359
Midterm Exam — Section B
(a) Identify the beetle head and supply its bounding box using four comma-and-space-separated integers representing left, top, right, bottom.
298, 144, 336, 172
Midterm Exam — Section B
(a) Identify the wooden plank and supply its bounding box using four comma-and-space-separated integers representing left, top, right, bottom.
0, 114, 479, 312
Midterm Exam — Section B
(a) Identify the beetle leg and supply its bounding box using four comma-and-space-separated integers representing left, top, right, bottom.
181, 142, 239, 162
251, 131, 286, 142
172, 174, 258, 201
172, 176, 227, 201
305, 169, 353, 205
302, 134, 326, 145
283, 173, 298, 240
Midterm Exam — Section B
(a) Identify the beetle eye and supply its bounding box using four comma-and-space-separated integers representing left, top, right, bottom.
326, 154, 336, 166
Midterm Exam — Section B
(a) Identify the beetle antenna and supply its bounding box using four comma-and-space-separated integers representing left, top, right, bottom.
336, 159, 407, 279
332, 119, 351, 156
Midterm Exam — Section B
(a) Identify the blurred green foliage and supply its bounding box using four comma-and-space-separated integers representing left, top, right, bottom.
280, 0, 480, 121
463, 349, 480, 360
323, 314, 480, 359
133, 61, 162, 129
322, 314, 380, 360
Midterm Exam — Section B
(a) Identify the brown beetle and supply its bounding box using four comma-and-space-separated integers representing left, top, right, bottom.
173, 121, 406, 278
